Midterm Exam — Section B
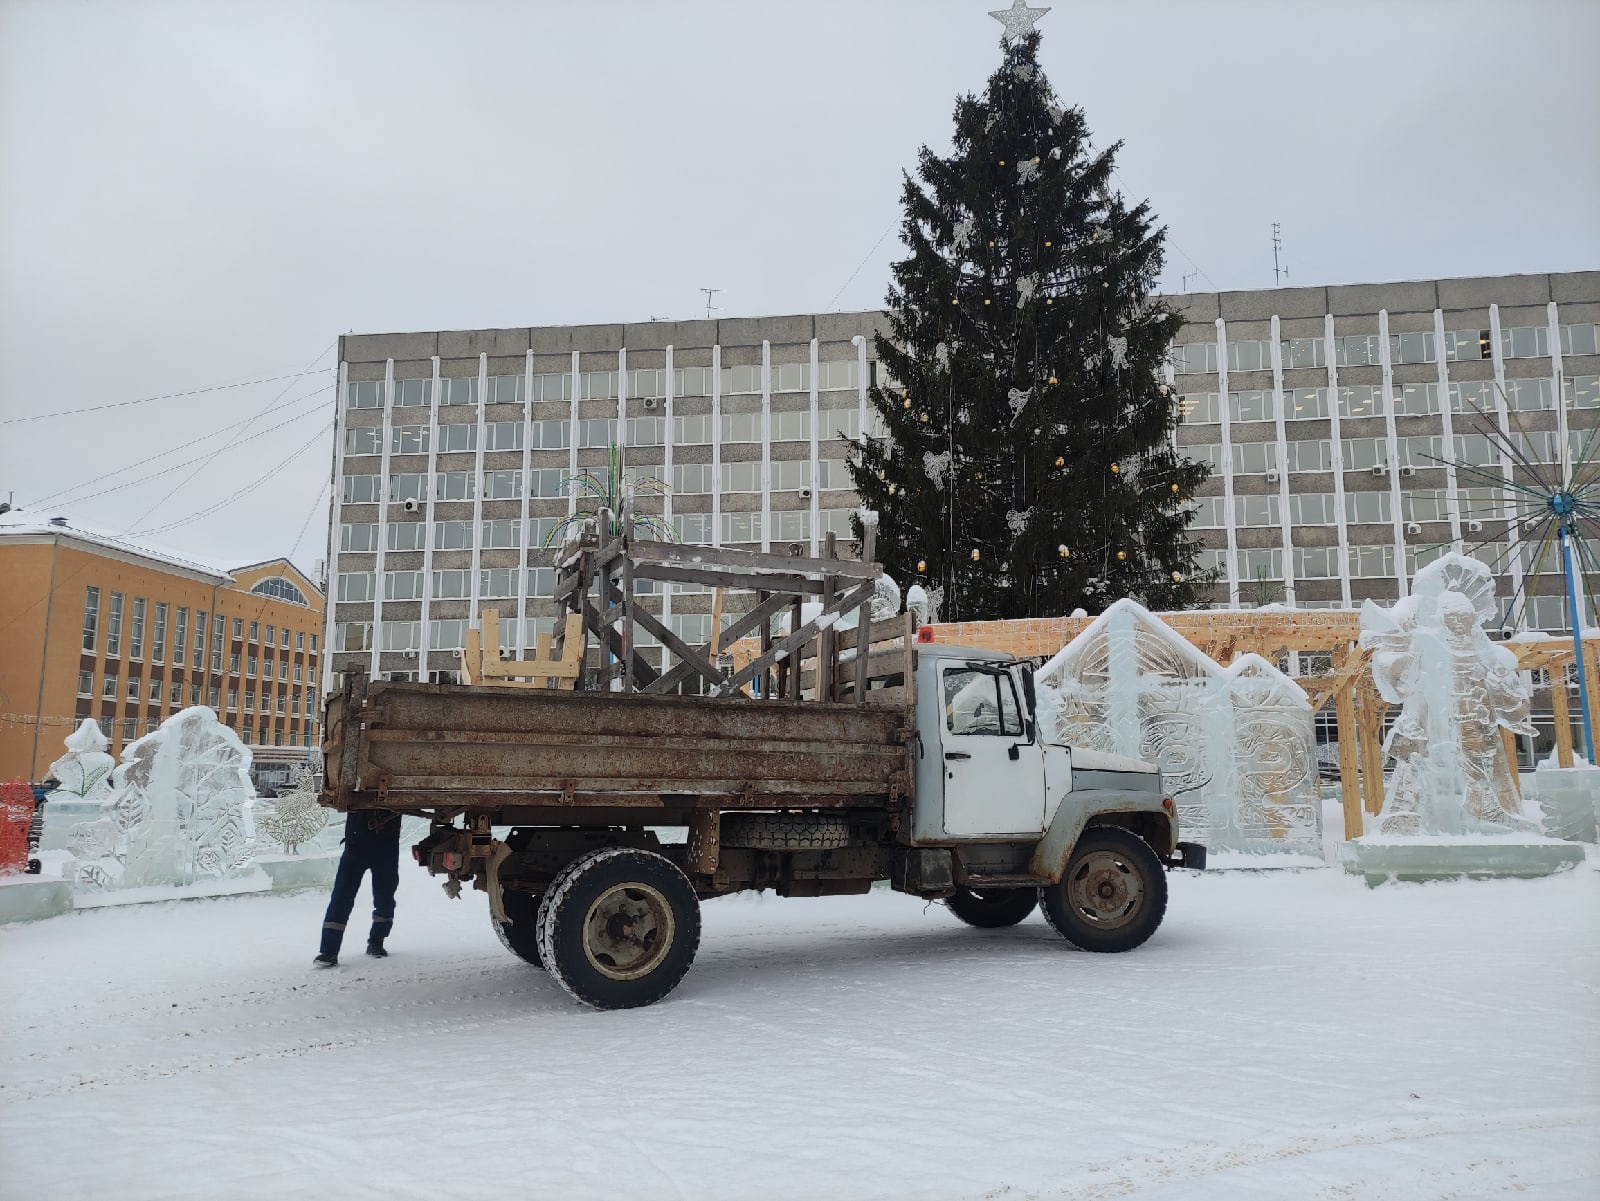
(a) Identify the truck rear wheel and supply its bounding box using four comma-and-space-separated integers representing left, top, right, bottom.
491, 885, 544, 968
1038, 828, 1167, 953
945, 886, 1038, 928
535, 847, 701, 1010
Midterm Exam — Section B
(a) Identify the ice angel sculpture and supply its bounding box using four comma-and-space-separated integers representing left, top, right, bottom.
1360, 554, 1537, 836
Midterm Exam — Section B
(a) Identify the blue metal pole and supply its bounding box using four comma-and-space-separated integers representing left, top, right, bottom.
1560, 522, 1595, 763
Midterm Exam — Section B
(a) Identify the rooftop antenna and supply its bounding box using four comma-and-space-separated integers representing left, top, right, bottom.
1272, 223, 1288, 286
1181, 269, 1198, 293
700, 288, 722, 320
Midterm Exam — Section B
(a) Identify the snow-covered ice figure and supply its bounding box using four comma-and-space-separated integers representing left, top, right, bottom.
1359, 553, 1536, 836
70, 707, 258, 890
48, 718, 116, 802
1035, 599, 1321, 857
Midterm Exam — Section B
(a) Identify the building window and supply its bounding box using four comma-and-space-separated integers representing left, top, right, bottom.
481, 519, 520, 549
627, 416, 665, 446
580, 371, 619, 401
149, 602, 167, 663
673, 414, 713, 446
387, 521, 427, 551
1334, 334, 1382, 368
1226, 341, 1272, 373
1283, 388, 1329, 420
523, 469, 565, 499
1177, 393, 1219, 424
437, 423, 476, 453
173, 608, 188, 665
341, 474, 383, 504
1280, 337, 1325, 370
484, 470, 521, 500
130, 598, 146, 662
82, 586, 100, 652
1567, 376, 1600, 409
1345, 491, 1393, 524
384, 570, 424, 600
721, 513, 762, 544
344, 427, 382, 456
1235, 548, 1282, 579
294, 662, 303, 683
1443, 330, 1490, 362
721, 462, 762, 493
1227, 391, 1274, 423
1499, 326, 1549, 360
341, 523, 379, 552
149, 678, 160, 702
1562, 324, 1599, 357
429, 619, 467, 651
671, 613, 713, 644
529, 567, 556, 596
1173, 342, 1218, 375
346, 380, 385, 409
1179, 443, 1224, 472
382, 621, 421, 652
230, 652, 241, 674
531, 372, 572, 403
818, 360, 862, 391
431, 569, 471, 599
310, 634, 318, 654
170, 680, 182, 706
1392, 383, 1439, 416
434, 471, 475, 500
296, 631, 304, 652
480, 568, 519, 598
207, 687, 220, 708
1388, 331, 1436, 365
123, 717, 137, 741
1337, 385, 1384, 419
772, 510, 810, 541
1340, 438, 1388, 470
78, 670, 93, 697
245, 689, 255, 712
106, 593, 124, 656
228, 687, 238, 710
191, 683, 201, 706
1293, 546, 1341, 578
102, 672, 118, 699
1503, 378, 1554, 411
486, 421, 524, 451
529, 419, 570, 448
1186, 496, 1225, 528
334, 622, 373, 651
394, 378, 432, 408
1233, 495, 1280, 526
486, 374, 523, 406
1348, 544, 1396, 577
721, 412, 760, 443
247, 655, 257, 678
389, 473, 428, 503
251, 577, 308, 605
338, 572, 376, 602
437, 376, 476, 407
1289, 493, 1337, 524
1230, 442, 1277, 474
771, 460, 811, 492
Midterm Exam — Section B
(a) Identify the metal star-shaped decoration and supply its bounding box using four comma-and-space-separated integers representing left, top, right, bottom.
990, 0, 1050, 42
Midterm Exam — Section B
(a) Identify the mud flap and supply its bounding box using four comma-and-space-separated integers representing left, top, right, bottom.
484, 840, 513, 923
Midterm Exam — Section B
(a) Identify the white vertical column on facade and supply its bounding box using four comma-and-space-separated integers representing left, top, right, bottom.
1215, 319, 1239, 607
417, 356, 443, 681
808, 337, 821, 555
760, 341, 772, 553
368, 358, 398, 677
1549, 300, 1571, 486
660, 346, 675, 670
1488, 304, 1527, 623
852, 335, 868, 457
1432, 309, 1463, 549
1268, 317, 1296, 607
1163, 360, 1178, 455
467, 353, 489, 636
616, 347, 628, 462
514, 350, 535, 653
323, 360, 350, 693
1377, 311, 1409, 598
567, 351, 580, 517
711, 343, 723, 548
1325, 314, 1353, 608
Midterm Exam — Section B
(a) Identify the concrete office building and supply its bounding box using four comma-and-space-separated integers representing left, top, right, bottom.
324, 270, 1600, 690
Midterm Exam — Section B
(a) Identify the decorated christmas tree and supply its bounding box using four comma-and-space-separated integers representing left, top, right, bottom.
849, 6, 1212, 621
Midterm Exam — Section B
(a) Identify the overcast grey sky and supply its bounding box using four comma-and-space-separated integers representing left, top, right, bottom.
2, 0, 1596, 578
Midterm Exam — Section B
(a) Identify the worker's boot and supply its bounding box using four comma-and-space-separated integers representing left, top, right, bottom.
313, 953, 338, 968
365, 940, 387, 958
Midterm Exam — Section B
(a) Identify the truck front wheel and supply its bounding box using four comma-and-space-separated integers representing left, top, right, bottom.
536, 847, 702, 1010
945, 886, 1038, 928
1038, 828, 1168, 953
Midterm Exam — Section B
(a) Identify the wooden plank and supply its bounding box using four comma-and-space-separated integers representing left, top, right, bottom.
629, 539, 882, 581
819, 533, 837, 702
621, 538, 636, 695
1334, 674, 1363, 840
709, 586, 725, 656
718, 578, 876, 696
1356, 681, 1386, 817
462, 626, 483, 686
853, 518, 877, 704
1551, 669, 1575, 768
633, 562, 825, 595
627, 601, 723, 685
1501, 727, 1522, 796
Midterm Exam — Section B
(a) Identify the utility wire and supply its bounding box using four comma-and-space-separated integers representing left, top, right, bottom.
133, 420, 334, 538
28, 384, 334, 508
123, 339, 337, 535
825, 218, 898, 313
0, 367, 334, 425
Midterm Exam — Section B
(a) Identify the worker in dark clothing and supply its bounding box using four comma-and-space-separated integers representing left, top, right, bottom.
314, 809, 402, 967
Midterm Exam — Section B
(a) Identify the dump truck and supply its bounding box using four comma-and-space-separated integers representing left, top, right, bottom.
320, 522, 1204, 1009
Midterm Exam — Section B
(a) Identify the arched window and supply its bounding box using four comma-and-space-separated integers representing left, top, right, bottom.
250, 577, 308, 606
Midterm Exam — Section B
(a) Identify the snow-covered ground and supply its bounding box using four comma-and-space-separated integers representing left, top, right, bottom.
2, 861, 1597, 1200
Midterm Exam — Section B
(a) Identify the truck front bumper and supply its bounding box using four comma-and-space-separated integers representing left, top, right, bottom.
1166, 841, 1207, 871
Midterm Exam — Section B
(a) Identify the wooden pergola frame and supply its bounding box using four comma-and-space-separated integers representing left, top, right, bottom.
910, 609, 1600, 841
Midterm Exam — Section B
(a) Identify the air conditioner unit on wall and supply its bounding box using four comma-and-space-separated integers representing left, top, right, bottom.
1264, 470, 1280, 484
798, 486, 814, 500
1400, 465, 1416, 478
1371, 465, 1388, 478
1406, 522, 1423, 536
1468, 520, 1484, 533
642, 396, 661, 410
403, 649, 417, 660
403, 498, 420, 512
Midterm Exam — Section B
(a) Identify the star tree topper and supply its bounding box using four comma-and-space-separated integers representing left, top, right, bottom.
989, 0, 1050, 42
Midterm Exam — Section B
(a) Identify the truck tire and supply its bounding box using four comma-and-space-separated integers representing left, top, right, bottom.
721, 812, 850, 851
535, 847, 701, 1010
945, 885, 1038, 928
1038, 827, 1168, 953
491, 885, 544, 968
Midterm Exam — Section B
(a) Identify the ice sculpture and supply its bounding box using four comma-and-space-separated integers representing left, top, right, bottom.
254, 766, 330, 854
48, 718, 115, 802
1359, 554, 1536, 836
1035, 599, 1321, 858
70, 707, 257, 890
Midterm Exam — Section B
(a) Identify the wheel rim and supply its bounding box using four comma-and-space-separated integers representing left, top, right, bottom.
582, 883, 675, 981
1066, 850, 1143, 928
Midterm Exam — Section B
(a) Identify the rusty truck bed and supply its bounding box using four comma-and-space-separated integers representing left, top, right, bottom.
322, 673, 915, 824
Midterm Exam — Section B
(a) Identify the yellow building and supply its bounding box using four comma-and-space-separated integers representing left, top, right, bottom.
0, 513, 325, 782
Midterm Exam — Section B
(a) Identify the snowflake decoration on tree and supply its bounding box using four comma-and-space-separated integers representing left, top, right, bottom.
924, 450, 953, 491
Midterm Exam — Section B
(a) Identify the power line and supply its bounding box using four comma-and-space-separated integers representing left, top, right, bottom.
123, 339, 338, 535
133, 419, 334, 538
0, 367, 334, 426
825, 219, 897, 312
27, 384, 334, 509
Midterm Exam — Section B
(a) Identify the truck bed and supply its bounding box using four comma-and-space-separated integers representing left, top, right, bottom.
322, 675, 915, 823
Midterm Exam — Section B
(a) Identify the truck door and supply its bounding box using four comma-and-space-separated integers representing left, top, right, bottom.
937, 662, 1046, 837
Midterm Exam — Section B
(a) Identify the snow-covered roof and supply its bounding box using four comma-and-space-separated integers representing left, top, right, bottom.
0, 510, 232, 584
